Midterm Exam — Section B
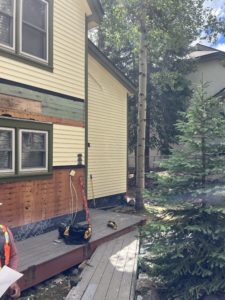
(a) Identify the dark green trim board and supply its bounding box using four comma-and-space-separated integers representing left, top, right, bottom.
0, 0, 54, 71
126, 93, 129, 194
88, 40, 137, 94
53, 165, 85, 170
0, 172, 53, 184
85, 16, 89, 197
0, 117, 53, 183
0, 79, 84, 103
0, 80, 85, 122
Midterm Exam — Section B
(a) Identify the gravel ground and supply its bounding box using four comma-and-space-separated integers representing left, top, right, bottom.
19, 266, 80, 300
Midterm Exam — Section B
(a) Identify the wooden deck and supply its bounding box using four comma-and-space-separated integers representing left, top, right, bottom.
16, 209, 145, 291
66, 230, 139, 300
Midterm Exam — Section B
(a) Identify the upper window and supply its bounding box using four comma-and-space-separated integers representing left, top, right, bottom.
0, 0, 52, 67
0, 0, 15, 49
21, 0, 48, 61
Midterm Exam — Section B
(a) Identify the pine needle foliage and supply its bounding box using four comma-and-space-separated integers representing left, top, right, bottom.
141, 203, 225, 299
158, 82, 225, 195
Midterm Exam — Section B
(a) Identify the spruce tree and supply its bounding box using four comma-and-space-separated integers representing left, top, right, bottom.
141, 204, 225, 299
160, 82, 225, 193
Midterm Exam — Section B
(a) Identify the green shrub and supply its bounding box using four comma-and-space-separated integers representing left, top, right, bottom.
141, 203, 225, 299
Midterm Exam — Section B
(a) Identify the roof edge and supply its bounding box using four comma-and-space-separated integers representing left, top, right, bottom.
88, 40, 137, 94
196, 43, 225, 54
87, 0, 104, 27
196, 52, 225, 62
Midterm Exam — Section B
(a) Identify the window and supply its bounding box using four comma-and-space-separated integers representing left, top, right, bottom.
19, 130, 48, 172
0, 127, 14, 173
0, 0, 15, 48
21, 0, 48, 61
0, 117, 53, 180
0, 0, 52, 67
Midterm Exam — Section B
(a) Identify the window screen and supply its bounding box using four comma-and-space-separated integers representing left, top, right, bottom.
20, 130, 48, 170
21, 0, 48, 60
0, 128, 14, 171
0, 0, 14, 48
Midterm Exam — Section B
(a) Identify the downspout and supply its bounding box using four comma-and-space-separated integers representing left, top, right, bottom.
85, 16, 89, 200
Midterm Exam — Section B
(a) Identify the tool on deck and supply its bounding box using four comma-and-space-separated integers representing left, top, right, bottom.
58, 175, 92, 244
90, 174, 96, 208
107, 220, 117, 230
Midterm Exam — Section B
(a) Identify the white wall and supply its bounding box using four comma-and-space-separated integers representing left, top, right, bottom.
187, 59, 225, 97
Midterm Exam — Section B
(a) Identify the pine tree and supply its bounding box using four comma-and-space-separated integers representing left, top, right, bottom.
141, 203, 225, 299
160, 82, 225, 194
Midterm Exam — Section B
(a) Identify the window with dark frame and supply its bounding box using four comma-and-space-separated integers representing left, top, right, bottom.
0, 0, 52, 66
0, 0, 15, 48
0, 118, 52, 179
0, 127, 14, 173
19, 130, 48, 171
21, 0, 48, 61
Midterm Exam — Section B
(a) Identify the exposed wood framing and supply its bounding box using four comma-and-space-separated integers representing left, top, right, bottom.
0, 94, 42, 114
0, 108, 84, 127
0, 168, 85, 228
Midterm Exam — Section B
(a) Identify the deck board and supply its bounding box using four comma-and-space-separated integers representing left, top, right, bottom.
16, 209, 144, 290
66, 230, 139, 300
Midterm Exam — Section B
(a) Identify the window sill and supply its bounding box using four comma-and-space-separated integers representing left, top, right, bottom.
0, 172, 53, 184
0, 47, 53, 72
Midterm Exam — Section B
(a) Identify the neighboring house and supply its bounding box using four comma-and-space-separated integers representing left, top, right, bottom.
187, 43, 225, 97
142, 43, 225, 170
0, 0, 135, 240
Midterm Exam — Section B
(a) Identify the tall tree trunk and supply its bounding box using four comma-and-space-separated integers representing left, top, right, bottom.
201, 136, 206, 186
135, 24, 148, 211
145, 104, 150, 172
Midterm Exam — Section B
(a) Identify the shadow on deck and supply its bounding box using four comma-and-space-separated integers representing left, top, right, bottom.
16, 209, 145, 291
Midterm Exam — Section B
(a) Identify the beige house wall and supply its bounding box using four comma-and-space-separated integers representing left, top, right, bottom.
88, 55, 128, 200
0, 0, 87, 99
53, 124, 85, 167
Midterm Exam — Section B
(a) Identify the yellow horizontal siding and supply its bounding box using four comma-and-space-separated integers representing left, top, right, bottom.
53, 124, 85, 166
0, 0, 85, 99
88, 55, 128, 200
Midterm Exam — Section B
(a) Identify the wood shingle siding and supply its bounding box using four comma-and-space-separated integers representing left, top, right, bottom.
0, 0, 86, 99
88, 55, 128, 200
53, 124, 85, 166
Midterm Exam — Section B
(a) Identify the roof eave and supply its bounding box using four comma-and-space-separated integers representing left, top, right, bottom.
87, 0, 104, 29
196, 52, 225, 62
88, 40, 137, 95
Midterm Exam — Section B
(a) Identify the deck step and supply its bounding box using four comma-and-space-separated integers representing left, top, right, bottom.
66, 230, 139, 300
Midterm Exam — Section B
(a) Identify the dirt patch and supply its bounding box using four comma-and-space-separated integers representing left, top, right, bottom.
19, 267, 79, 300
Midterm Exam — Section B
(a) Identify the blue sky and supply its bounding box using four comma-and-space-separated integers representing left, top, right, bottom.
201, 0, 225, 51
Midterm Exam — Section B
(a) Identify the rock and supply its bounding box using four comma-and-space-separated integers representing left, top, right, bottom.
137, 296, 143, 300
71, 268, 79, 276
127, 197, 136, 206
70, 275, 82, 287
138, 273, 149, 280
53, 277, 64, 284
143, 289, 161, 300
136, 278, 155, 293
